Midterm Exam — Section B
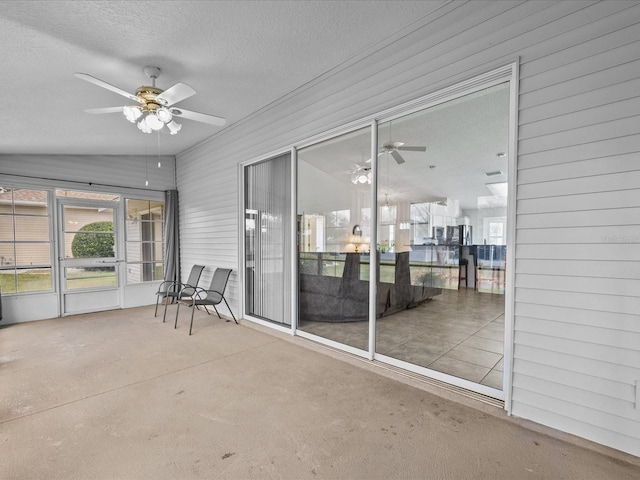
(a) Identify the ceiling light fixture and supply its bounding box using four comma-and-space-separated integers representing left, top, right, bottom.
76, 66, 226, 136
351, 171, 372, 184
486, 182, 508, 197
123, 105, 142, 123
145, 113, 164, 131
156, 106, 172, 123
166, 120, 182, 135
137, 119, 153, 134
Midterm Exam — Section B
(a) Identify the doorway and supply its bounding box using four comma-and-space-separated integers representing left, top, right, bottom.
57, 196, 123, 315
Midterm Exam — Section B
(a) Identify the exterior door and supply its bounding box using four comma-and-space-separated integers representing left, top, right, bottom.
58, 199, 123, 315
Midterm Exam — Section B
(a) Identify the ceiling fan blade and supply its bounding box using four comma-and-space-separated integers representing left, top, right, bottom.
170, 108, 226, 126
85, 107, 124, 114
156, 82, 196, 106
397, 146, 427, 152
74, 73, 142, 104
391, 151, 405, 164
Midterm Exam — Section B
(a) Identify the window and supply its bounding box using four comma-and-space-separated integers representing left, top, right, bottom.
0, 188, 53, 293
483, 217, 507, 245
324, 209, 350, 252
125, 199, 164, 283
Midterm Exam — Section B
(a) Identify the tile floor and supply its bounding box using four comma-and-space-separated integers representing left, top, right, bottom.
299, 287, 505, 389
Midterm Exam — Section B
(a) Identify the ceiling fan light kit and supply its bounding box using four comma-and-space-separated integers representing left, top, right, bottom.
74, 66, 226, 136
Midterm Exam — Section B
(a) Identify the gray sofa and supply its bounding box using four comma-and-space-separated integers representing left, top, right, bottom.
299, 252, 441, 323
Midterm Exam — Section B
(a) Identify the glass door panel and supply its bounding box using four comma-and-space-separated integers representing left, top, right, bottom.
375, 83, 509, 392
297, 126, 372, 351
244, 153, 292, 325
58, 201, 122, 314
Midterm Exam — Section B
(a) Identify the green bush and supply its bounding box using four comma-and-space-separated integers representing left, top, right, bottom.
71, 221, 115, 258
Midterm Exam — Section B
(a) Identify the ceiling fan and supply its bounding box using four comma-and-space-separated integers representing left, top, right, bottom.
74, 66, 226, 135
347, 161, 372, 184
380, 141, 426, 164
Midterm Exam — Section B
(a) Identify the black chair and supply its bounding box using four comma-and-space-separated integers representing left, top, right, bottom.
155, 264, 205, 323
175, 267, 237, 335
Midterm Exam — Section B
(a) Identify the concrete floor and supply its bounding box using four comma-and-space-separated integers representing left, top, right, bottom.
1, 306, 639, 479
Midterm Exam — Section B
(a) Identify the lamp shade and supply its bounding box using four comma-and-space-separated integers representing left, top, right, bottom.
137, 118, 152, 133
123, 106, 142, 123
145, 113, 164, 131
156, 106, 172, 123
167, 120, 182, 135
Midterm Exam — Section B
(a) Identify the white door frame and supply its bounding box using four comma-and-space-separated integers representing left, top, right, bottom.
57, 196, 124, 315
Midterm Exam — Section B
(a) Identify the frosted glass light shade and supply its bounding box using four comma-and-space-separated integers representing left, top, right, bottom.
167, 120, 182, 135
137, 118, 152, 133
145, 113, 164, 131
156, 107, 172, 123
123, 105, 142, 123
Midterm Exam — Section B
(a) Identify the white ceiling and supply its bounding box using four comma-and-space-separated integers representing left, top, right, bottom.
299, 83, 510, 211
0, 0, 445, 156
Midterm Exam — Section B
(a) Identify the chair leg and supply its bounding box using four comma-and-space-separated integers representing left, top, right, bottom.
174, 301, 181, 329
213, 305, 221, 319
189, 303, 196, 335
154, 295, 160, 317
223, 297, 238, 324
163, 296, 170, 323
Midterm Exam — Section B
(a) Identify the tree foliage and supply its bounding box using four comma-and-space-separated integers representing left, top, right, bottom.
71, 221, 115, 258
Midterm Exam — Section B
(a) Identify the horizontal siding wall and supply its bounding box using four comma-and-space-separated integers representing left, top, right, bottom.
176, 0, 640, 456
0, 154, 176, 192
175, 148, 239, 319
514, 0, 640, 458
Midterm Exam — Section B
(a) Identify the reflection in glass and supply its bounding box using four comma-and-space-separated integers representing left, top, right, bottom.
375, 83, 509, 390
297, 126, 371, 351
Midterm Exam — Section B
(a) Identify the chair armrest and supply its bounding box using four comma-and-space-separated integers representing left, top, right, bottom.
190, 286, 210, 304
178, 282, 199, 295
156, 280, 181, 294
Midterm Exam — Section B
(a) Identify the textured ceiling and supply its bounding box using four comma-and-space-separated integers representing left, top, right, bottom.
0, 0, 444, 156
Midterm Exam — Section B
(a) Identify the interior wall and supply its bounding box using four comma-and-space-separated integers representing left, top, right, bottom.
176, 1, 640, 457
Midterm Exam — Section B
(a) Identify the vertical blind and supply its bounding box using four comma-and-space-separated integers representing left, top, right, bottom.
244, 153, 291, 325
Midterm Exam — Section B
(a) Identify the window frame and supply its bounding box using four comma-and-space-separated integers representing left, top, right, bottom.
0, 187, 54, 295
124, 198, 165, 284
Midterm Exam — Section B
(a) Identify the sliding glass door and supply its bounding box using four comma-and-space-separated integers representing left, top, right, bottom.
374, 83, 510, 392
241, 65, 515, 398
244, 153, 292, 325
297, 126, 372, 351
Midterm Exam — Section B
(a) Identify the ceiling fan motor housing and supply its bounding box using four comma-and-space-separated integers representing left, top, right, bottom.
135, 86, 165, 111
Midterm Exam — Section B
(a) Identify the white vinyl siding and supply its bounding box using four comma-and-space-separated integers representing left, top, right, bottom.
175, 148, 238, 319
176, 1, 640, 456
0, 155, 176, 192
514, 0, 640, 458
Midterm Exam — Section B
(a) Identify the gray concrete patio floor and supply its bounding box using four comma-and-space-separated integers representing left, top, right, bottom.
1, 305, 639, 479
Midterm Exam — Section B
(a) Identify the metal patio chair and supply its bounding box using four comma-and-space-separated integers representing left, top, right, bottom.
155, 264, 205, 323
174, 267, 237, 335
